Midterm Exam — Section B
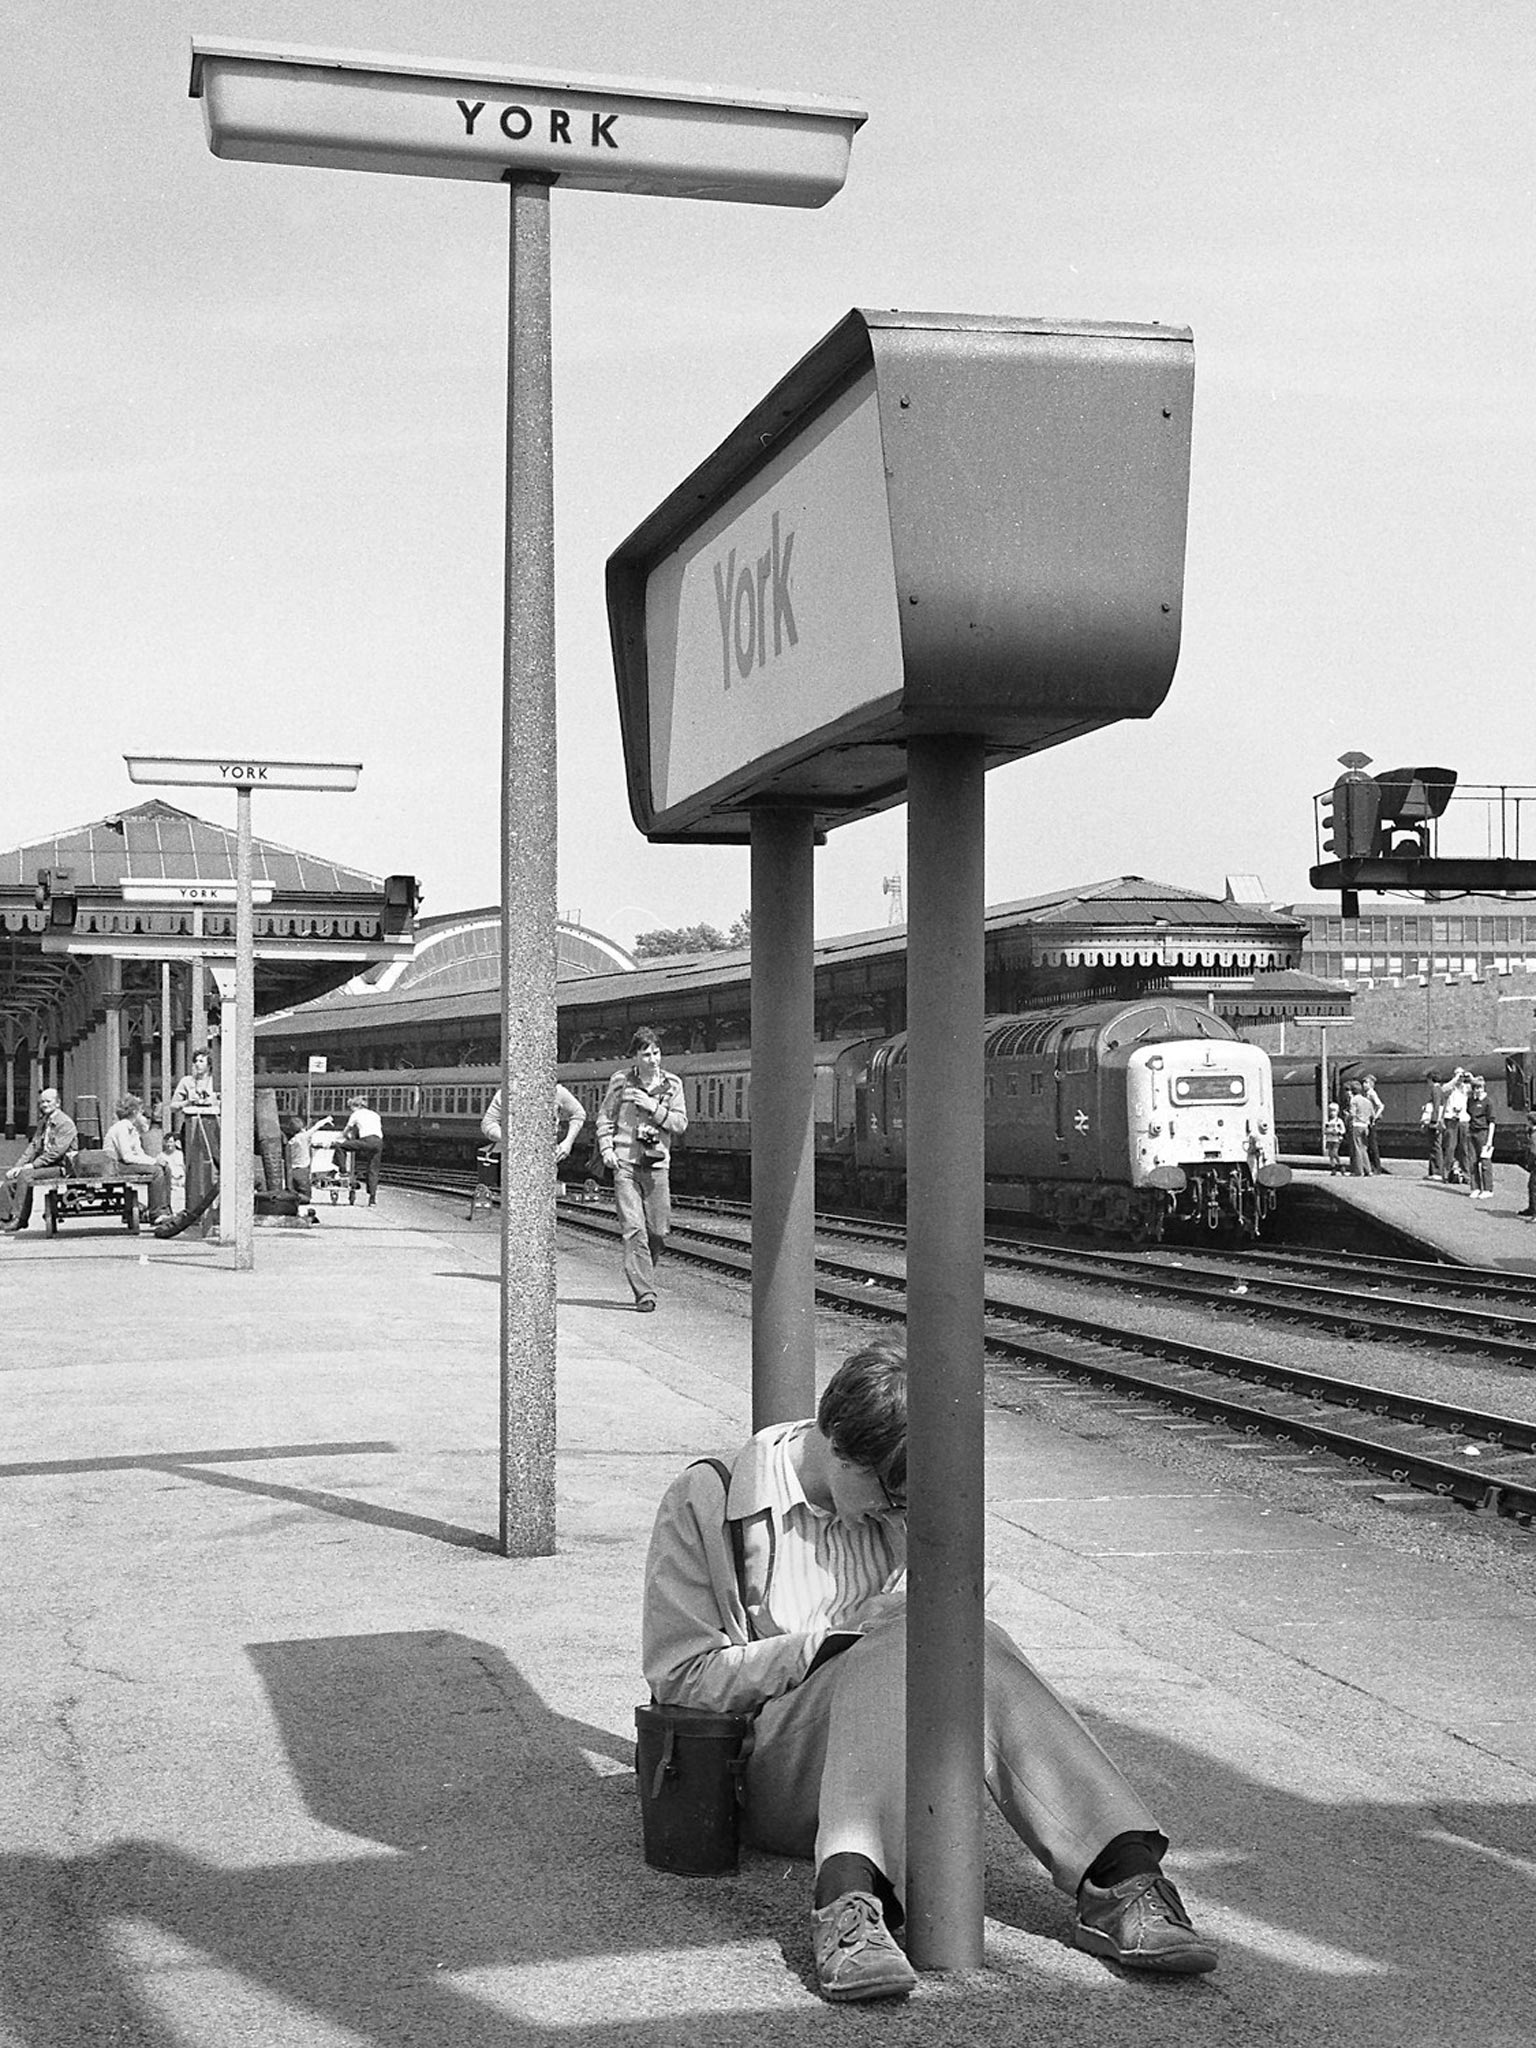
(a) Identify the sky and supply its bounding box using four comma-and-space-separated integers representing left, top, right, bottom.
4, 1, 1533, 951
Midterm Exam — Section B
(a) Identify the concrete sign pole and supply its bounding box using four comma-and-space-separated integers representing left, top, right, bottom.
160, 961, 173, 1133
904, 734, 987, 1968
749, 806, 817, 1429
231, 783, 257, 1271
499, 173, 559, 1559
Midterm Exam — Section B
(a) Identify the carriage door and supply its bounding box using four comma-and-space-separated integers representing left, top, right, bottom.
1053, 1028, 1095, 1164
1504, 1051, 1530, 1114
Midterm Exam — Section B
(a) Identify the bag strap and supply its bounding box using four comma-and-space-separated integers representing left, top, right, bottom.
690, 1455, 755, 1640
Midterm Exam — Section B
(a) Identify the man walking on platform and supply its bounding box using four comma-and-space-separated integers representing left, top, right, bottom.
596, 1027, 686, 1312
1, 1087, 77, 1233
643, 1343, 1218, 2003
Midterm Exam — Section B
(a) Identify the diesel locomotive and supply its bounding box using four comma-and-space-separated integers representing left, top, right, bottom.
261, 997, 1287, 1241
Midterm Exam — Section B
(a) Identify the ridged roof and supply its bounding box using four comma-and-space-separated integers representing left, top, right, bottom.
0, 800, 380, 897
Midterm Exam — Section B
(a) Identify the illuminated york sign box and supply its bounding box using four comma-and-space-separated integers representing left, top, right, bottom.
607, 309, 1196, 843
189, 39, 865, 206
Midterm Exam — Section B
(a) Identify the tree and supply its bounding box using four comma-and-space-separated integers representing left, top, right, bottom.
728, 910, 751, 948
633, 922, 731, 961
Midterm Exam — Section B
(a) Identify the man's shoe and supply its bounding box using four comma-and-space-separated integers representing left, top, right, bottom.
810, 1891, 917, 2003
1075, 1871, 1217, 1975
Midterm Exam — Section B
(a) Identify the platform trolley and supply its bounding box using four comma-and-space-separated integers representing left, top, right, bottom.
470, 1144, 501, 1219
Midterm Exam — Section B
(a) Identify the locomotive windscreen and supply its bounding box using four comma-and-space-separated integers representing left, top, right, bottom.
1171, 1074, 1248, 1104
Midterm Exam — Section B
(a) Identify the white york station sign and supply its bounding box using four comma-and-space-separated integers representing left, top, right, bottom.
644, 370, 902, 817
189, 39, 865, 207
124, 756, 362, 792
123, 880, 275, 905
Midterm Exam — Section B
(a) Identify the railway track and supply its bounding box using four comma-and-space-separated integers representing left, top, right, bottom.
658, 1196, 1536, 1363
388, 1170, 1536, 1527
553, 1201, 1536, 1524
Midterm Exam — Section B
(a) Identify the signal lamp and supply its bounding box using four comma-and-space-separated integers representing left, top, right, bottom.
382, 874, 420, 936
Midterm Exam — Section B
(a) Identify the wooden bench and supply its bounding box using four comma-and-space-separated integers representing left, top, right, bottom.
42, 1174, 143, 1237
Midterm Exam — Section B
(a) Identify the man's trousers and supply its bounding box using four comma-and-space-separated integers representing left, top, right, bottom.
741, 1613, 1162, 1905
611, 1161, 670, 1301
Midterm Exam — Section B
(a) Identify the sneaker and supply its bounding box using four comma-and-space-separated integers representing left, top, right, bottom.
810, 1891, 917, 2003
1075, 1871, 1217, 1974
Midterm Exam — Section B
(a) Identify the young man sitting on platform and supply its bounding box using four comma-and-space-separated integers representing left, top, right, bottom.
642, 1342, 1217, 2004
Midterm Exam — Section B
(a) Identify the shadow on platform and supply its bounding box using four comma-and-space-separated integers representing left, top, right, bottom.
0, 1630, 1527, 2046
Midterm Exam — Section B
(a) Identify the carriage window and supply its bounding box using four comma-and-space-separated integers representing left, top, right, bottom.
1030, 1072, 1043, 1096
1006, 1073, 1018, 1096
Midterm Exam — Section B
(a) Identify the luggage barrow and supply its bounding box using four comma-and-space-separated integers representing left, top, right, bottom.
470, 1145, 501, 1220
44, 1173, 141, 1237
308, 1143, 355, 1205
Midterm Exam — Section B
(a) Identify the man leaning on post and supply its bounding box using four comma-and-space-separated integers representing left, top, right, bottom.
1, 1087, 78, 1233
641, 1342, 1217, 2003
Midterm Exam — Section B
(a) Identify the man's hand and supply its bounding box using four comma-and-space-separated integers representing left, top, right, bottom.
555, 1141, 572, 1161
621, 1085, 655, 1114
845, 1584, 907, 1632
600, 1150, 616, 1172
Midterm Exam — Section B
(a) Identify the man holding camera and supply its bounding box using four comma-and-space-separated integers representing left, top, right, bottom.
595, 1026, 687, 1312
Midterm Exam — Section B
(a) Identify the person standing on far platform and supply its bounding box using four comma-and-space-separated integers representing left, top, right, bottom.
1345, 1083, 1373, 1177
335, 1096, 384, 1207
643, 1342, 1218, 2004
595, 1027, 687, 1312
1441, 1068, 1471, 1184
1420, 1081, 1441, 1178
1360, 1074, 1386, 1173
1466, 1077, 1496, 1198
1520, 1115, 1536, 1221
1323, 1101, 1346, 1173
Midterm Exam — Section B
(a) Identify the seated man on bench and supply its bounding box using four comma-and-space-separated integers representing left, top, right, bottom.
1, 1087, 78, 1234
103, 1095, 173, 1226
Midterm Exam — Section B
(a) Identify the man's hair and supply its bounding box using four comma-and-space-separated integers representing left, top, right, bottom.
349, 1096, 367, 1109
818, 1344, 908, 1487
116, 1095, 142, 1118
627, 1027, 661, 1057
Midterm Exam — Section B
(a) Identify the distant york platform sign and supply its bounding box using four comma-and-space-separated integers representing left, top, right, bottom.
608, 309, 1197, 842
189, 39, 865, 206
124, 756, 362, 792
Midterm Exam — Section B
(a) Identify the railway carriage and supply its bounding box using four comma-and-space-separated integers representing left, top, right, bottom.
260, 1001, 1287, 1239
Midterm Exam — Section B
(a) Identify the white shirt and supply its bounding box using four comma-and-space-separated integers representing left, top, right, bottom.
343, 1107, 383, 1142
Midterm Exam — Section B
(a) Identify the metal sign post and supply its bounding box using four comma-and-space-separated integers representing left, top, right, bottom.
124, 755, 361, 1270
1290, 1016, 1342, 1155
186, 36, 864, 1557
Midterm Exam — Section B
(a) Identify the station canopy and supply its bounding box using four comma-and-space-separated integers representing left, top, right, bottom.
0, 801, 414, 1044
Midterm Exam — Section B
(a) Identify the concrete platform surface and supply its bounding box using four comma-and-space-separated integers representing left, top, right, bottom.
2, 1192, 1532, 2048
1286, 1155, 1536, 1271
